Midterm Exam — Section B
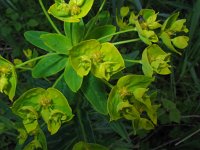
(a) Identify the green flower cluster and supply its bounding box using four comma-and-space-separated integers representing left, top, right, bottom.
48, 0, 94, 22
108, 75, 160, 131
142, 44, 171, 77
12, 88, 74, 135
117, 8, 189, 54
70, 39, 125, 81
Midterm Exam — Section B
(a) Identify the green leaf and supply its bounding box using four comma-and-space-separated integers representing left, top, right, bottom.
40, 33, 72, 54
0, 116, 16, 132
110, 121, 130, 142
169, 108, 181, 123
171, 36, 189, 49
23, 139, 42, 150
117, 75, 154, 91
107, 86, 122, 120
160, 32, 181, 55
72, 141, 108, 150
86, 25, 116, 42
139, 9, 155, 20
161, 12, 179, 31
12, 88, 46, 114
24, 31, 53, 52
27, 19, 39, 27
82, 75, 108, 115
162, 99, 176, 110
170, 19, 187, 32
32, 54, 67, 78
36, 128, 48, 150
71, 20, 85, 45
64, 22, 72, 44
64, 60, 83, 92
141, 48, 153, 77
138, 118, 154, 130
120, 7, 129, 17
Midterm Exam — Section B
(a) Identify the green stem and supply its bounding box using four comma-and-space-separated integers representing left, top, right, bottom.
97, 28, 137, 41
15, 53, 58, 68
112, 38, 140, 45
101, 79, 114, 88
97, 0, 106, 14
124, 59, 142, 64
84, 0, 106, 39
77, 99, 87, 142
52, 73, 64, 88
38, 0, 61, 34
16, 66, 33, 71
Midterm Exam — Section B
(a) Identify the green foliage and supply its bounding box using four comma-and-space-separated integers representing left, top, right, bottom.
0, 56, 17, 100
1, 0, 196, 149
72, 141, 108, 150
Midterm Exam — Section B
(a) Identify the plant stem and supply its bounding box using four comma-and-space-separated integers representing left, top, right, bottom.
112, 38, 140, 45
16, 66, 33, 71
101, 79, 114, 88
77, 97, 87, 142
97, 0, 106, 14
97, 28, 137, 41
38, 0, 61, 34
52, 73, 64, 88
175, 128, 200, 146
84, 0, 106, 39
124, 59, 142, 64
15, 53, 58, 68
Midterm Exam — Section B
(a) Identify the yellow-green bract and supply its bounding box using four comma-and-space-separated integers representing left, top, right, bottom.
48, 0, 94, 22
12, 88, 74, 135
142, 44, 171, 77
0, 56, 17, 101
69, 39, 125, 80
160, 12, 189, 55
107, 75, 159, 131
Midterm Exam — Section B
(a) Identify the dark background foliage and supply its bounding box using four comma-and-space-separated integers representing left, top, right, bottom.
0, 0, 200, 149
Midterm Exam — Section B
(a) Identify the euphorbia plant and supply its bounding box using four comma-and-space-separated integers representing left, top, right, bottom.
0, 0, 189, 149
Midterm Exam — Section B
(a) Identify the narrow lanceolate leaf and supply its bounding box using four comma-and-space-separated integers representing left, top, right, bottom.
40, 33, 72, 54
24, 31, 53, 52
72, 141, 108, 150
82, 75, 108, 115
32, 54, 67, 78
64, 60, 83, 92
71, 20, 85, 45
